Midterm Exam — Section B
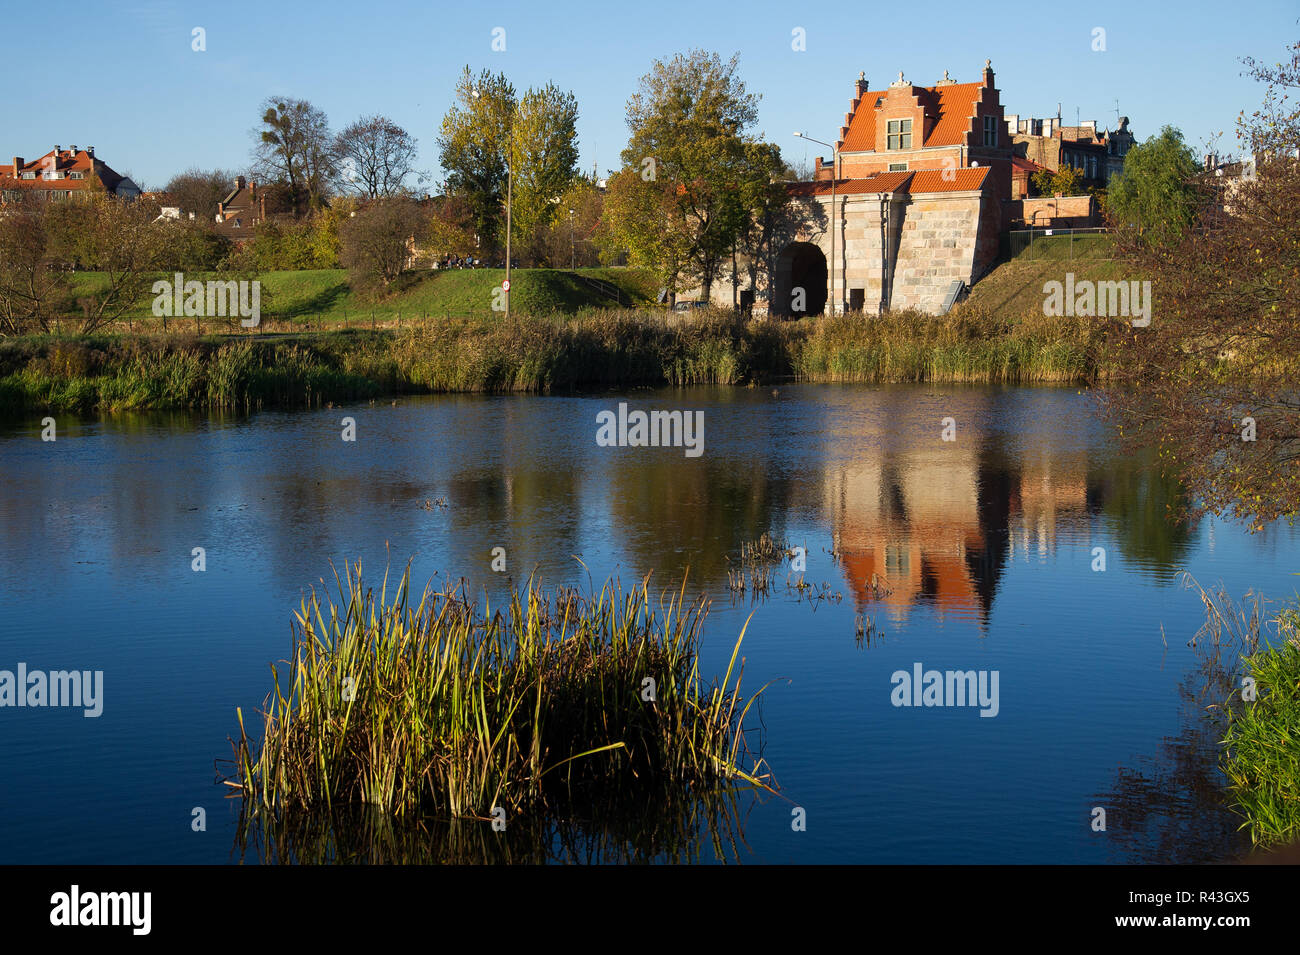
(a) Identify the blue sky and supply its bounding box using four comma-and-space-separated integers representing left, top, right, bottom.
6, 0, 1296, 189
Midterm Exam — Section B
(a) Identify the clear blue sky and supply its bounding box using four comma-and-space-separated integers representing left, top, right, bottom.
6, 0, 1296, 189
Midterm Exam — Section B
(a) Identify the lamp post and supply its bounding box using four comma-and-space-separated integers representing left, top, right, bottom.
794, 131, 840, 315
569, 208, 575, 270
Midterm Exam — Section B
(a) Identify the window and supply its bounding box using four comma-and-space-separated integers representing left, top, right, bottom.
887, 118, 912, 150
70, 171, 85, 180
888, 161, 908, 171
1087, 156, 1097, 179
20, 171, 35, 180
983, 115, 997, 147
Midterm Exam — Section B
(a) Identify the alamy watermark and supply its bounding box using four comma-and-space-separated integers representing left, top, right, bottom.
1043, 273, 1151, 327
0, 663, 103, 717
595, 402, 704, 458
890, 662, 999, 717
152, 272, 261, 327
50, 885, 150, 935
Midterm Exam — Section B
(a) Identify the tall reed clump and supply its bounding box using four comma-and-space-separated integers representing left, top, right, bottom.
230, 563, 775, 824
1219, 599, 1300, 849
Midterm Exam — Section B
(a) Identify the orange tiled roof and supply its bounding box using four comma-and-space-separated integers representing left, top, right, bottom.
841, 81, 985, 152
788, 167, 989, 197
0, 147, 132, 195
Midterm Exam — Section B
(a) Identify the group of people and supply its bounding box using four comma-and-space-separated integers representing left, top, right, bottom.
434, 255, 481, 270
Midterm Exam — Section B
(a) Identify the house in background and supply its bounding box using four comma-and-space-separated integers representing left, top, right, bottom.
213, 176, 266, 242
1004, 114, 1135, 190
0, 145, 140, 202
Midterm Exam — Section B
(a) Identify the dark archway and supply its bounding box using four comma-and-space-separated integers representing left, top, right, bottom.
772, 241, 827, 317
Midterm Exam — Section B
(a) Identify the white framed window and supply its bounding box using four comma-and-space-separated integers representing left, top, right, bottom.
887, 118, 912, 150
20, 171, 35, 180
70, 171, 85, 180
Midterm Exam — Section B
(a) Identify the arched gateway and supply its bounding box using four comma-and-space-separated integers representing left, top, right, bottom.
772, 241, 828, 317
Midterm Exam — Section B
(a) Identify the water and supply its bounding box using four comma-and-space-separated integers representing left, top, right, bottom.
1, 384, 1295, 863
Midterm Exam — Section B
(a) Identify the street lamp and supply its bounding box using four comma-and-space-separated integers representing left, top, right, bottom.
569, 208, 575, 270
794, 131, 841, 315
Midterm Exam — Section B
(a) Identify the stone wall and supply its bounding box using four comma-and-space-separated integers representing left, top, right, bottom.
683, 182, 997, 316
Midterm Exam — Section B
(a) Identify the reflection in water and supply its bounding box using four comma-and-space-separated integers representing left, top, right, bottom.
233, 788, 759, 865
1093, 609, 1252, 864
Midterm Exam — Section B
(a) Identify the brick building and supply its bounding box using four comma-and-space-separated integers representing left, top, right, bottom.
0, 145, 140, 202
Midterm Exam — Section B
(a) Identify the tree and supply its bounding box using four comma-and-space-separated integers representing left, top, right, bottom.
48, 185, 166, 333
163, 167, 240, 220
613, 50, 762, 299
253, 97, 334, 216
508, 83, 580, 260
1103, 39, 1300, 529
595, 168, 690, 292
537, 175, 604, 268
1104, 126, 1201, 246
734, 142, 793, 302
339, 198, 426, 295
334, 116, 422, 198
0, 197, 69, 335
1031, 165, 1086, 197
437, 68, 515, 253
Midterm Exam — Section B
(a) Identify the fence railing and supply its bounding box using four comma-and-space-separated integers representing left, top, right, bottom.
1009, 227, 1114, 261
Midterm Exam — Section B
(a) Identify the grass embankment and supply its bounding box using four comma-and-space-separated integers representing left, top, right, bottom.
1221, 605, 1300, 848
65, 266, 659, 328
229, 564, 772, 823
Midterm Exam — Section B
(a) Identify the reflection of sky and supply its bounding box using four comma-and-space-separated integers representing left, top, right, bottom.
0, 385, 1296, 863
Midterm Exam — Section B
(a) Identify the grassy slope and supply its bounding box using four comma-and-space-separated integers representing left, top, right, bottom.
66, 267, 659, 324
956, 233, 1126, 320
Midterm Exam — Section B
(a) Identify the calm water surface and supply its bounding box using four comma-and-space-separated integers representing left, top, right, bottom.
1, 384, 1296, 863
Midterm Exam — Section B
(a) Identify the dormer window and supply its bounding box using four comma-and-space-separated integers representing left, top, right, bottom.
887, 118, 912, 150
70, 171, 85, 180
983, 115, 997, 147
20, 171, 35, 180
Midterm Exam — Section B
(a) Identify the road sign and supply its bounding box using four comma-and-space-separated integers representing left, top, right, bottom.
502, 279, 511, 291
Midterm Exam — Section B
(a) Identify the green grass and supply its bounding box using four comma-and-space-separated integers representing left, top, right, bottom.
61, 267, 658, 327
228, 563, 775, 824
1221, 606, 1300, 848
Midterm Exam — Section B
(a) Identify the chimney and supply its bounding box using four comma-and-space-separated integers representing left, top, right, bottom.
982, 59, 994, 87
11, 157, 22, 173
856, 71, 869, 97
234, 175, 246, 190
69, 144, 77, 154
86, 146, 94, 158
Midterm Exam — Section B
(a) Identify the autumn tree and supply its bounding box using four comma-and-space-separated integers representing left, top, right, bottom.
334, 116, 422, 198
1102, 39, 1300, 529
253, 97, 335, 216
436, 68, 515, 253
607, 50, 768, 299
437, 69, 580, 260
1031, 165, 1086, 197
536, 175, 604, 268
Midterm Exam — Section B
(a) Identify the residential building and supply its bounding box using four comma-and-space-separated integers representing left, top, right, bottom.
0, 145, 140, 202
213, 176, 266, 241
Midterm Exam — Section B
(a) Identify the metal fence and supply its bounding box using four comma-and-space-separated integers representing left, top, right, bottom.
1009, 227, 1114, 261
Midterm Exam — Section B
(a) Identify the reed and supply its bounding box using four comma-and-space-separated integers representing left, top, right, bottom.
228, 563, 775, 825
1220, 603, 1300, 848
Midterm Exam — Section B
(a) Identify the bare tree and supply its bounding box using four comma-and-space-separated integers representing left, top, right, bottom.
0, 196, 69, 335
339, 198, 427, 295
164, 167, 242, 220
252, 97, 334, 216
334, 116, 422, 198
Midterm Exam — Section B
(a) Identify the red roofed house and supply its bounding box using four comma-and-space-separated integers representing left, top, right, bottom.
824, 62, 1013, 203
0, 145, 141, 202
